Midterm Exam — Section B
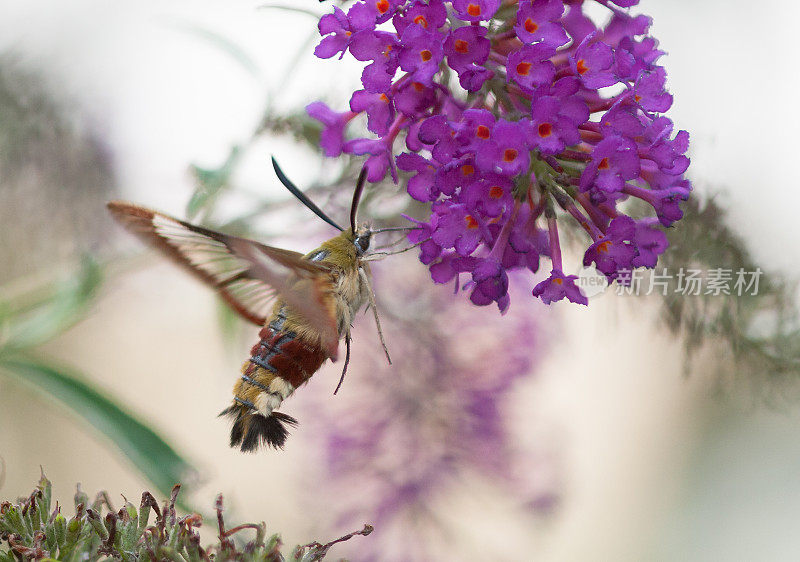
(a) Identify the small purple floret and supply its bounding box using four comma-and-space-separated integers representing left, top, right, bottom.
532, 270, 588, 305
515, 0, 569, 47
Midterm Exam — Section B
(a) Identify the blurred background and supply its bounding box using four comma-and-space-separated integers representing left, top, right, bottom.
1, 0, 799, 560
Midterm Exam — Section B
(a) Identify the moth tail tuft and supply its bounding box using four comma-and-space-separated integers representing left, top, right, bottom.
219, 406, 298, 452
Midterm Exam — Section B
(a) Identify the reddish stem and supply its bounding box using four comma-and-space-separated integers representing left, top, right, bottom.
565, 200, 603, 240
560, 149, 592, 162
488, 201, 521, 261
488, 51, 508, 65
553, 66, 575, 81
540, 154, 564, 173
588, 98, 616, 113
579, 121, 601, 133
579, 129, 603, 143
547, 216, 563, 271
575, 192, 610, 234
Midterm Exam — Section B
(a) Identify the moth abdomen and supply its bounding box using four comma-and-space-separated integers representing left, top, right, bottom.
249, 323, 329, 388
219, 405, 298, 452
224, 321, 329, 451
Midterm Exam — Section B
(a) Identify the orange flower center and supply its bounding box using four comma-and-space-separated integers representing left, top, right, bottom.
576, 59, 589, 75
538, 123, 553, 137
598, 157, 610, 170
634, 94, 642, 103
476, 125, 490, 139
516, 61, 532, 76
412, 81, 424, 91
524, 18, 539, 33
454, 39, 469, 54
379, 93, 389, 102
413, 15, 428, 28
465, 215, 479, 229
467, 3, 481, 17
376, 0, 389, 14
489, 186, 504, 199
597, 240, 611, 253
553, 277, 563, 285
461, 164, 475, 176
345, 31, 352, 37
420, 49, 432, 62
503, 148, 518, 162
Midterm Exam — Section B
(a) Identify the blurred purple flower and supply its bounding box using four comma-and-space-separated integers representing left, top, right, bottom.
301, 259, 558, 560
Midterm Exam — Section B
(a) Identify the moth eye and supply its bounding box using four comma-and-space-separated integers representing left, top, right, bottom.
354, 233, 371, 254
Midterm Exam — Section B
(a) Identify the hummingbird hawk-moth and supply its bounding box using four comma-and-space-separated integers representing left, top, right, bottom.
108, 160, 391, 452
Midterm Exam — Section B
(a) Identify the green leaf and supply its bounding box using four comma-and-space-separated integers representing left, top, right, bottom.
187, 145, 242, 220
0, 358, 197, 504
0, 257, 101, 351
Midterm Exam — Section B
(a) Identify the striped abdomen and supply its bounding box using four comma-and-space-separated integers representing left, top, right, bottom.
220, 313, 328, 452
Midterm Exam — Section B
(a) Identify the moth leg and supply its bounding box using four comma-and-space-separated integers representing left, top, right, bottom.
360, 266, 391, 365
334, 334, 351, 395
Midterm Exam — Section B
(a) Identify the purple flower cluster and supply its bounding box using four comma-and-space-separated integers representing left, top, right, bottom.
309, 0, 690, 310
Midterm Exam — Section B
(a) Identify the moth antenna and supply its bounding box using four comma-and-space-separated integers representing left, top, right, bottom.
271, 156, 343, 231
350, 166, 368, 233
370, 226, 421, 234
360, 266, 391, 365
333, 335, 351, 395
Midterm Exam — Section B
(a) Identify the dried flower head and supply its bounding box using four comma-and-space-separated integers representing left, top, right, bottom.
0, 474, 370, 561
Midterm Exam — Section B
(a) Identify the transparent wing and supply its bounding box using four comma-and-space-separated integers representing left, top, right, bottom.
106, 202, 334, 338
229, 239, 340, 359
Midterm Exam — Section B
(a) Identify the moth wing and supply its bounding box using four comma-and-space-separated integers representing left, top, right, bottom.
228, 239, 340, 360
106, 201, 338, 356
